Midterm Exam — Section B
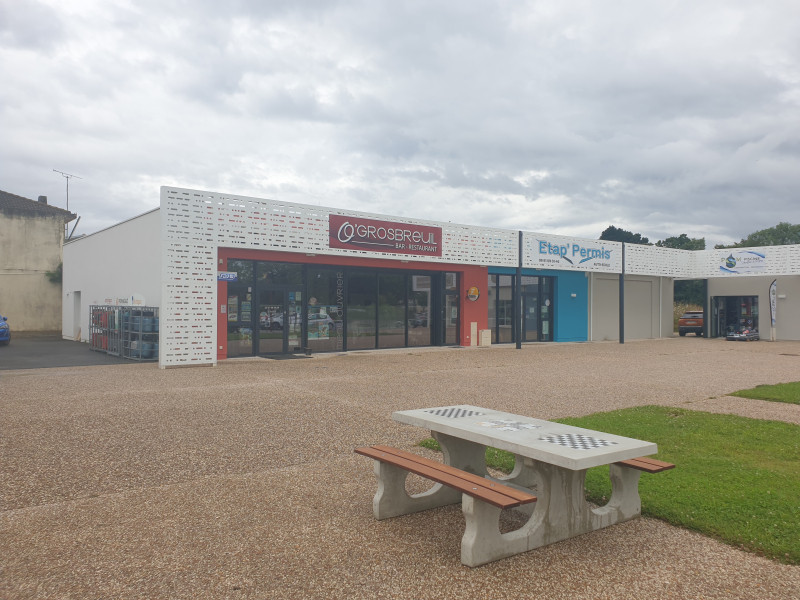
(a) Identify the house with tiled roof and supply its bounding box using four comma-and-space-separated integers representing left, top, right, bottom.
0, 190, 77, 332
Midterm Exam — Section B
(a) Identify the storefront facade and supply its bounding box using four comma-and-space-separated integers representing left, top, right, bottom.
707, 273, 800, 340
60, 187, 800, 367
218, 249, 483, 357
487, 269, 590, 344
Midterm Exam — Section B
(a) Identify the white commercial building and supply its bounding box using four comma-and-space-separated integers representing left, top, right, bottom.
62, 187, 800, 367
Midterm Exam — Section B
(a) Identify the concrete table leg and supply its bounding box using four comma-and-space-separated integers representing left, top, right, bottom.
460, 461, 644, 566
371, 433, 487, 520
372, 459, 461, 520
433, 431, 486, 474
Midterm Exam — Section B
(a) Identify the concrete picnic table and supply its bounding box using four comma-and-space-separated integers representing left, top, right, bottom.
382, 404, 660, 566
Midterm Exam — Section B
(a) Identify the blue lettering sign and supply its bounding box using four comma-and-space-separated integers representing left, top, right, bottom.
538, 240, 613, 266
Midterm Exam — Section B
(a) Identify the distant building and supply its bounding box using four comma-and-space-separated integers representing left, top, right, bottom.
0, 190, 77, 332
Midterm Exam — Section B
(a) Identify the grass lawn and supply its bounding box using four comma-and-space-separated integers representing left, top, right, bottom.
419, 405, 800, 564
729, 381, 800, 405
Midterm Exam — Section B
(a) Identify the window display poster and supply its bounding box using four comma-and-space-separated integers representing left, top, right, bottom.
228, 296, 239, 322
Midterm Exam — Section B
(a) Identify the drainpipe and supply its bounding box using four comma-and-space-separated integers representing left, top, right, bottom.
516, 231, 523, 349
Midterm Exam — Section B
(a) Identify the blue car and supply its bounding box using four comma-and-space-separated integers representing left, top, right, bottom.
0, 314, 9, 345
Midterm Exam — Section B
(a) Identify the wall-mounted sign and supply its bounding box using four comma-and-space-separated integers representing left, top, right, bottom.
101, 294, 146, 306
719, 250, 767, 275
466, 286, 480, 301
218, 271, 238, 281
526, 233, 620, 272
329, 215, 442, 257
537, 239, 613, 267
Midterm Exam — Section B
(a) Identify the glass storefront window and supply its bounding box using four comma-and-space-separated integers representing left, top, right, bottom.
257, 262, 303, 285
488, 274, 514, 343
256, 288, 287, 354
408, 275, 431, 346
307, 268, 345, 353
226, 259, 255, 358
540, 276, 554, 341
488, 273, 552, 344
347, 272, 377, 350
444, 272, 459, 345
378, 274, 406, 349
224, 260, 461, 356
522, 276, 539, 342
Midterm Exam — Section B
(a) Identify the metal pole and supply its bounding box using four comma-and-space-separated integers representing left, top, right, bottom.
516, 230, 523, 349
619, 242, 625, 344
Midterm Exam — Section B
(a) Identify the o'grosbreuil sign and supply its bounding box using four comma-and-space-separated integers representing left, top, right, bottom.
329, 215, 442, 257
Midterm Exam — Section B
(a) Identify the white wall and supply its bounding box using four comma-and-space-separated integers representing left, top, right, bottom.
590, 274, 673, 341
62, 209, 161, 342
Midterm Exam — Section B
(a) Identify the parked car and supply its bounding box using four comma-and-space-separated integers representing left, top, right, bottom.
265, 313, 299, 330
308, 313, 335, 328
678, 311, 704, 336
0, 314, 9, 345
412, 311, 428, 327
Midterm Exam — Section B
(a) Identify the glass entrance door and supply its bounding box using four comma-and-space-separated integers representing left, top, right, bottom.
257, 289, 284, 354
539, 277, 553, 341
519, 275, 554, 342
443, 273, 459, 345
285, 289, 303, 352
257, 288, 303, 354
523, 293, 539, 342
711, 297, 724, 338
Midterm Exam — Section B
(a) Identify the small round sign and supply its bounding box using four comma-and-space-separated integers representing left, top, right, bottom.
466, 286, 480, 301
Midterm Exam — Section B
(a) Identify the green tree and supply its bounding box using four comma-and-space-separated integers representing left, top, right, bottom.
716, 222, 800, 249
599, 225, 650, 245
673, 280, 704, 306
656, 234, 705, 250
655, 235, 706, 305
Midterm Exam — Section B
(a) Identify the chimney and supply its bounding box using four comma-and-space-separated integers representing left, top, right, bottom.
38, 195, 48, 204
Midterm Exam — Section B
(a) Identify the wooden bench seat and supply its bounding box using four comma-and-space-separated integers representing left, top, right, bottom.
356, 445, 671, 566
355, 444, 537, 509
616, 456, 675, 473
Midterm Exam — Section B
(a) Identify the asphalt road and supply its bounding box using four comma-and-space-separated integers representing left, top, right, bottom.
0, 334, 134, 370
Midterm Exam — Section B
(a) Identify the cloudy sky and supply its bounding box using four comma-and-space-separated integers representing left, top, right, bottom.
2, 0, 798, 247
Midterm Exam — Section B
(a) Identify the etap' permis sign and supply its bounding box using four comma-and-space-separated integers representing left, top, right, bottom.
531, 234, 619, 272
329, 215, 442, 257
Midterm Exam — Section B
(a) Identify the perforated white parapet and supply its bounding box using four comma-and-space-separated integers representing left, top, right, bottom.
160, 187, 800, 367
691, 245, 795, 278
159, 187, 518, 366
626, 244, 693, 277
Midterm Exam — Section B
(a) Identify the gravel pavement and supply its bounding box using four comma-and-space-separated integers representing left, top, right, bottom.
2, 337, 799, 599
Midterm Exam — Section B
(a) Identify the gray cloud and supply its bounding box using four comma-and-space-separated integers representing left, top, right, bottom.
1, 0, 798, 246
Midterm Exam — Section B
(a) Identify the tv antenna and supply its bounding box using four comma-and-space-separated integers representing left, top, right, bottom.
53, 169, 82, 213
53, 169, 82, 239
